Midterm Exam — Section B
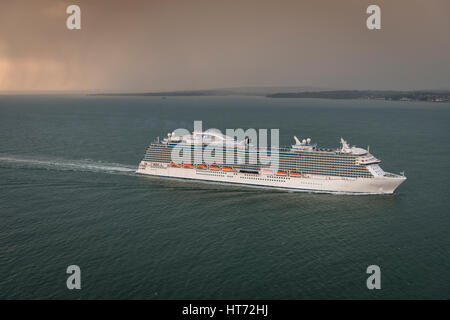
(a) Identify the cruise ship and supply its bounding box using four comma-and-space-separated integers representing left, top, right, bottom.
136, 131, 406, 194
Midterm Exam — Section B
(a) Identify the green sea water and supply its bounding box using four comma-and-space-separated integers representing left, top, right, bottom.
0, 95, 449, 299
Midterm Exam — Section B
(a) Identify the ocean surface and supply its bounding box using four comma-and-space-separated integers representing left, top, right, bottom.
0, 95, 449, 299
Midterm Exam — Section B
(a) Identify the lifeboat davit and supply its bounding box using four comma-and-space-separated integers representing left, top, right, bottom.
170, 162, 181, 167
182, 163, 193, 168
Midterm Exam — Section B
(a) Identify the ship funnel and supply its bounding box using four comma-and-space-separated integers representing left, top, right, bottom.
294, 136, 301, 145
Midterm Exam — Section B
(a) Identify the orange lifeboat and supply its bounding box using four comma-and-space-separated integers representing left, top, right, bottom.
262, 170, 273, 175
182, 163, 193, 168
290, 171, 301, 176
222, 166, 233, 171
170, 162, 181, 167
209, 165, 220, 170
276, 170, 287, 175
196, 164, 207, 169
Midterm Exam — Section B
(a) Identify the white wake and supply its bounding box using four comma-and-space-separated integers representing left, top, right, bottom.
0, 155, 137, 176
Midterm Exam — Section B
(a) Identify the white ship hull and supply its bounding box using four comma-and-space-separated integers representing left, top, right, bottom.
136, 162, 406, 194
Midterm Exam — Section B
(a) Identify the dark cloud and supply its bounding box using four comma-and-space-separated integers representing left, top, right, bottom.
0, 0, 449, 91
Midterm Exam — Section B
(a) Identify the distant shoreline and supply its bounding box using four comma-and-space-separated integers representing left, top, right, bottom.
90, 89, 450, 103
266, 90, 450, 103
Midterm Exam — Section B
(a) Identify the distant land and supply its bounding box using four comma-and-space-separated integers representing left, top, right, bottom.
91, 88, 450, 103
267, 90, 450, 102
89, 86, 327, 97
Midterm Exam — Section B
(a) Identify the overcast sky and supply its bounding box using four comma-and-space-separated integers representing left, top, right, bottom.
0, 0, 449, 92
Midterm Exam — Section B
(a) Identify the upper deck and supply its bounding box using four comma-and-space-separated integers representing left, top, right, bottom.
157, 132, 372, 158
